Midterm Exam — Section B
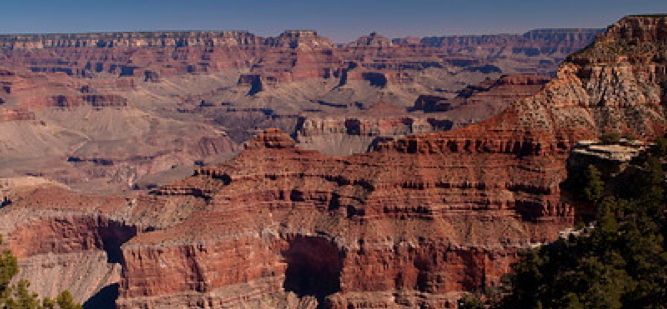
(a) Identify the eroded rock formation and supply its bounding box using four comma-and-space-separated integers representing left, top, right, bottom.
0, 26, 601, 176
0, 68, 239, 191
0, 15, 664, 309
116, 16, 667, 308
296, 75, 550, 156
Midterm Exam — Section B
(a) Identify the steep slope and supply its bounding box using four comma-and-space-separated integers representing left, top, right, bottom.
295, 75, 549, 156
0, 16, 662, 309
116, 15, 665, 308
0, 68, 239, 192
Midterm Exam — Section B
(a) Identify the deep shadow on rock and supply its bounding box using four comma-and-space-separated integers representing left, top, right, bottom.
283, 235, 344, 301
83, 283, 119, 309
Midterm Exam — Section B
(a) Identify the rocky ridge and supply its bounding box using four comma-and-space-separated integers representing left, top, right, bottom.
0, 16, 664, 309
116, 15, 666, 308
0, 68, 239, 192
295, 75, 549, 156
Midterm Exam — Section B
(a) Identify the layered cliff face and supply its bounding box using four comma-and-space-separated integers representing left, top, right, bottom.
420, 28, 603, 60
513, 16, 667, 139
295, 102, 440, 156
0, 31, 262, 49
116, 16, 664, 308
0, 16, 663, 309
296, 75, 549, 156
0, 31, 263, 78
0, 68, 239, 192
113, 128, 571, 309
0, 180, 208, 304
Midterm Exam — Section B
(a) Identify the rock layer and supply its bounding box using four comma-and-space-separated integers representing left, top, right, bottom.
0, 16, 664, 309
296, 75, 549, 156
115, 127, 571, 308
118, 15, 665, 308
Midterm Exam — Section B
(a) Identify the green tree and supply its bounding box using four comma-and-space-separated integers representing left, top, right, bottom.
458, 293, 486, 309
55, 291, 82, 309
650, 136, 667, 157
491, 138, 667, 309
582, 164, 605, 203
5, 280, 42, 309
1, 235, 19, 304
600, 132, 622, 145
0, 235, 83, 309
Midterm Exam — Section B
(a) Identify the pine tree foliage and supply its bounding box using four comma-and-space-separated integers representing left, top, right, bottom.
463, 139, 667, 309
0, 236, 83, 309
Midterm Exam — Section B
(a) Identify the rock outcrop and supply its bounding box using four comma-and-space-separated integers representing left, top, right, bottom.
413, 74, 550, 114
0, 182, 207, 304
567, 139, 647, 179
116, 15, 665, 308
347, 32, 394, 48
296, 75, 549, 156
0, 108, 35, 121
0, 16, 663, 309
0, 68, 240, 192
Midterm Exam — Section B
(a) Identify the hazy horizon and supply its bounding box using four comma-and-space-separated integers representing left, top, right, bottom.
1, 0, 667, 43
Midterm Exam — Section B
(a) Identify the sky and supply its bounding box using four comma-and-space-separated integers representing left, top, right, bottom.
1, 0, 667, 42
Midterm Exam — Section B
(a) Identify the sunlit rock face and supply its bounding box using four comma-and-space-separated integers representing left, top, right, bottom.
0, 15, 665, 309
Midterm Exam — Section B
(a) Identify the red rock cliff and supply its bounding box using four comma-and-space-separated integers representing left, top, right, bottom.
0, 16, 664, 309
114, 16, 666, 308
117, 127, 571, 308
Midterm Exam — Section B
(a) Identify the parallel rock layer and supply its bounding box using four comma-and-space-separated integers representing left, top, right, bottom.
0, 15, 664, 309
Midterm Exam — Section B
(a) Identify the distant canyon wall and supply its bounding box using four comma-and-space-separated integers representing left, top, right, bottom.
0, 16, 664, 309
0, 28, 601, 81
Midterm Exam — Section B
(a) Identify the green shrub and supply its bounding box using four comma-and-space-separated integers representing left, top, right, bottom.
488, 138, 667, 309
600, 132, 621, 144
1, 235, 82, 309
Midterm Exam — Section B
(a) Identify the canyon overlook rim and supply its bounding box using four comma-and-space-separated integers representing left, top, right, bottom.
0, 14, 665, 309
0, 24, 602, 192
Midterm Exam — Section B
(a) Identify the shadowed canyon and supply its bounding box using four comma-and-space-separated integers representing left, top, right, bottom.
1, 15, 666, 309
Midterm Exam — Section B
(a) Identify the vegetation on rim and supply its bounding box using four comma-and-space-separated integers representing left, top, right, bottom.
0, 235, 83, 309
461, 137, 667, 309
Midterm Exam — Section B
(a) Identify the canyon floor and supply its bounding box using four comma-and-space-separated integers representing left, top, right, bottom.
0, 28, 600, 193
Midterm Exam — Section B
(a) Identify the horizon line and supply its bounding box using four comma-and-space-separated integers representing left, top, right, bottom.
0, 27, 606, 43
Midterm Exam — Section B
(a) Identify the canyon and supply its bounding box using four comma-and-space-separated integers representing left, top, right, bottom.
0, 28, 599, 190
1, 15, 665, 309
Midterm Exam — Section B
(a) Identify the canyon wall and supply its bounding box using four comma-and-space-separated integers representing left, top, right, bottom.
0, 15, 664, 309
117, 15, 666, 308
115, 127, 572, 308
419, 28, 603, 59
295, 75, 550, 156
0, 27, 599, 82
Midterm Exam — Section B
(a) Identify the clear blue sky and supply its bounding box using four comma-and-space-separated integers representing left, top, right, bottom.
1, 0, 666, 42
